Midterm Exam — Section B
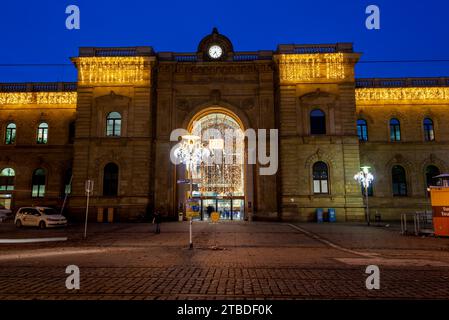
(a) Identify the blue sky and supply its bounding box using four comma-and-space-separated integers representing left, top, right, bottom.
0, 0, 448, 82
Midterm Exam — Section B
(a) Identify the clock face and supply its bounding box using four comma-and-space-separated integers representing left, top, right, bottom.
208, 45, 223, 59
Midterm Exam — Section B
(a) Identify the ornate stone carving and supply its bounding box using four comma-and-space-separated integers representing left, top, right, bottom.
241, 98, 254, 110
304, 148, 336, 168
210, 90, 221, 103
176, 99, 190, 112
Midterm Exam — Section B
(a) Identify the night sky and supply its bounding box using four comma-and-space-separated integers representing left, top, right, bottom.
0, 0, 448, 82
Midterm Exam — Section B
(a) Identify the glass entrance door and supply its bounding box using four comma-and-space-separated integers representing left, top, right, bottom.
232, 199, 244, 220
195, 197, 245, 221
217, 199, 232, 220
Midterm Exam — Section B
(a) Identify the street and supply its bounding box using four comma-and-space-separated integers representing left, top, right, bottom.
1, 221, 449, 299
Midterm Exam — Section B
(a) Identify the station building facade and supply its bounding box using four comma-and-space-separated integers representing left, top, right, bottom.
1, 29, 449, 222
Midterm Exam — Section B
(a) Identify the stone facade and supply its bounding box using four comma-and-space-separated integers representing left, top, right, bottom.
1, 30, 449, 222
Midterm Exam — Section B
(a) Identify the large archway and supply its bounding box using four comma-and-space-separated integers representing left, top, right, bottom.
178, 107, 250, 221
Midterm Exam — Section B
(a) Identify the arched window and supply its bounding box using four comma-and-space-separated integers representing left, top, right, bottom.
425, 165, 440, 188
37, 122, 49, 144
310, 109, 326, 135
68, 121, 76, 144
106, 112, 122, 137
390, 118, 401, 142
5, 123, 16, 145
423, 118, 435, 142
32, 168, 46, 198
103, 163, 119, 196
313, 162, 329, 194
0, 168, 15, 191
357, 119, 368, 141
392, 165, 407, 196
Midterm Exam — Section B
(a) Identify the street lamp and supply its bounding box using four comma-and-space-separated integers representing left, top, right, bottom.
354, 166, 374, 226
174, 134, 211, 249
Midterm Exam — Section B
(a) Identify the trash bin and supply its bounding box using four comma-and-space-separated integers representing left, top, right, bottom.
178, 212, 183, 222
316, 208, 324, 223
328, 208, 336, 222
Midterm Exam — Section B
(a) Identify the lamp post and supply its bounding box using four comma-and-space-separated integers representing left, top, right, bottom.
354, 166, 374, 226
174, 134, 211, 249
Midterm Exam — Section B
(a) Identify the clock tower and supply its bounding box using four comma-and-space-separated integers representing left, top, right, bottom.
197, 27, 234, 61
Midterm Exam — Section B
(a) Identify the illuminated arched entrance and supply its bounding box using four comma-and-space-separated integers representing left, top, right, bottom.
182, 107, 247, 221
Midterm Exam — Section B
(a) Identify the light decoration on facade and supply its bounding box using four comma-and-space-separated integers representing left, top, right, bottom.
0, 92, 77, 105
190, 113, 245, 197
174, 135, 211, 178
277, 53, 346, 82
74, 57, 148, 85
356, 87, 449, 101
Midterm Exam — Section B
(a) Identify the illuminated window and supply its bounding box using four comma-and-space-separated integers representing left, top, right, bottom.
190, 112, 244, 197
106, 112, 122, 137
32, 168, 46, 198
389, 118, 401, 142
357, 119, 368, 141
0, 168, 15, 191
310, 109, 326, 135
313, 162, 329, 194
423, 118, 435, 142
392, 165, 407, 196
37, 122, 48, 144
103, 163, 119, 196
5, 123, 16, 145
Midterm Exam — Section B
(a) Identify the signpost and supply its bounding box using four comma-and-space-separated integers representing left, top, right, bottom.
186, 199, 200, 249
210, 211, 220, 249
84, 180, 94, 240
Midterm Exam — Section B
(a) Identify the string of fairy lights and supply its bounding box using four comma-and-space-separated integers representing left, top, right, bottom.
191, 113, 245, 197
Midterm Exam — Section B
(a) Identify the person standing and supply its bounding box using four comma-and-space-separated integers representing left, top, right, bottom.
153, 209, 162, 234
206, 205, 215, 219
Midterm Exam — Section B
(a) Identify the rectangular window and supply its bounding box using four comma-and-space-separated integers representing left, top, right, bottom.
390, 126, 401, 141
313, 180, 321, 193
32, 185, 45, 198
37, 128, 48, 144
5, 128, 16, 144
320, 180, 328, 194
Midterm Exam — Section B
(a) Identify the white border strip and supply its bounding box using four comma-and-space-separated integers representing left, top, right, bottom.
0, 237, 68, 244
287, 223, 378, 258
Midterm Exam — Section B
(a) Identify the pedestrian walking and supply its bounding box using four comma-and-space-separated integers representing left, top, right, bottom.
152, 209, 162, 234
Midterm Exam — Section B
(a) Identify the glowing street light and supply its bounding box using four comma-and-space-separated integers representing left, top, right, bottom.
174, 134, 211, 249
354, 166, 374, 226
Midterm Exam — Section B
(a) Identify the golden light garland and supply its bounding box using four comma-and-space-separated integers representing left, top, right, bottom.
73, 57, 149, 85
356, 87, 449, 101
0, 92, 77, 105
277, 53, 346, 82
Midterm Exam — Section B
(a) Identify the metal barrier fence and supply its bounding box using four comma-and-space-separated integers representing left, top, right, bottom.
401, 211, 434, 236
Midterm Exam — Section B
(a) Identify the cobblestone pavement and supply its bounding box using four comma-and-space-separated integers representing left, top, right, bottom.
1, 221, 449, 300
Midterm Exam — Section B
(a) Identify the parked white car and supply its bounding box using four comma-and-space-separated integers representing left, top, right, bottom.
15, 207, 67, 229
0, 204, 13, 222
